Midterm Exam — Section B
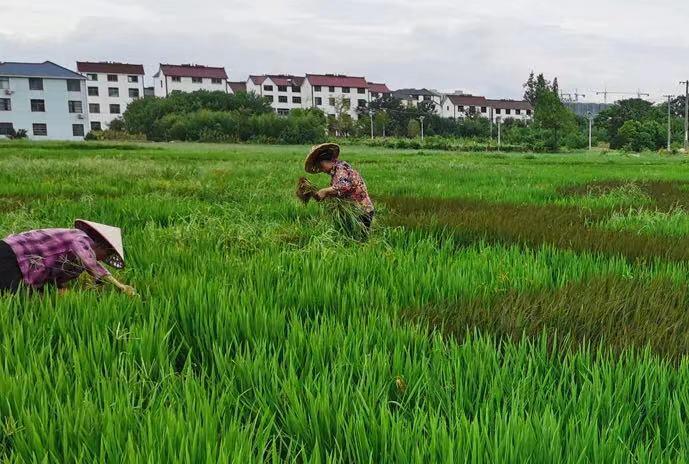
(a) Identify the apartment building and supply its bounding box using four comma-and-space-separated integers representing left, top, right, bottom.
393, 88, 442, 111
76, 61, 145, 130
246, 75, 305, 115
0, 61, 88, 140
153, 64, 229, 97
367, 82, 392, 100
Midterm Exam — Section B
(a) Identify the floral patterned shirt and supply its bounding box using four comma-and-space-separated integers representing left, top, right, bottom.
330, 161, 374, 213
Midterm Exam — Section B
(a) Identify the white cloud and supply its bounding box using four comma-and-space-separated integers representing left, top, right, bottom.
0, 0, 686, 101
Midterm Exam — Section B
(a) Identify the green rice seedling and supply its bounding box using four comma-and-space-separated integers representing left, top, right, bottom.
4, 142, 689, 461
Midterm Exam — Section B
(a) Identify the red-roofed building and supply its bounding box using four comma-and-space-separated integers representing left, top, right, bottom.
76, 61, 145, 130
302, 74, 373, 119
228, 81, 247, 94
153, 64, 229, 97
367, 82, 391, 99
246, 75, 306, 114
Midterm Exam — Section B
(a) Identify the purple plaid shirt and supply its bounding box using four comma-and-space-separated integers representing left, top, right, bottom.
3, 229, 110, 289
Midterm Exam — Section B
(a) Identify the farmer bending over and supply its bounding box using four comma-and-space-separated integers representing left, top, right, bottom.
0, 220, 136, 295
304, 143, 375, 230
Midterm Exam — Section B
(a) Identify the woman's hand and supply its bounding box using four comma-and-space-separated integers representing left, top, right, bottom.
120, 285, 137, 297
315, 187, 334, 201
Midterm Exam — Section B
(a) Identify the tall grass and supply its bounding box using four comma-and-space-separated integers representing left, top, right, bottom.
3, 142, 689, 461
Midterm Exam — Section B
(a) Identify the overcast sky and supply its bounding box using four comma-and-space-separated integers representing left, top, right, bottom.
2, 0, 687, 102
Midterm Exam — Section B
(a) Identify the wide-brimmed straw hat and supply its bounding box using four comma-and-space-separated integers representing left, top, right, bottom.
304, 143, 340, 173
74, 219, 125, 269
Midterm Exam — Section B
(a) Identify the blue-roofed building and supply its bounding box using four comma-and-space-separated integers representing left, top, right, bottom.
0, 61, 89, 140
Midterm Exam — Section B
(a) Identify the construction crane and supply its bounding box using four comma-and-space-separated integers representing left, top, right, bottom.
560, 89, 586, 102
595, 89, 650, 103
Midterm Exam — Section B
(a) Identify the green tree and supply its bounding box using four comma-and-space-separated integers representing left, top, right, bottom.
374, 111, 390, 137
407, 119, 420, 138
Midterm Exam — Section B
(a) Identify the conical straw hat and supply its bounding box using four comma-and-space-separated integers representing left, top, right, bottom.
74, 219, 125, 269
304, 143, 340, 173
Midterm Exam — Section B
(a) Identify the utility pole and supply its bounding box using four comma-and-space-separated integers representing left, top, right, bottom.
496, 116, 502, 151
586, 111, 593, 150
663, 95, 673, 151
682, 80, 689, 151
419, 116, 425, 142
369, 111, 374, 139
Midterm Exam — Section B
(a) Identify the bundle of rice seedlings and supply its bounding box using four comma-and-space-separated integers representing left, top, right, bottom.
296, 177, 319, 204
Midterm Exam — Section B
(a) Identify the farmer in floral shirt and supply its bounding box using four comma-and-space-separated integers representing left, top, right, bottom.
305, 143, 374, 230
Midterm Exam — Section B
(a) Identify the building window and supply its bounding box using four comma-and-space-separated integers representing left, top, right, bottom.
481, 106, 487, 113
191, 77, 203, 83
0, 99, 10, 111
291, 86, 300, 93
458, 105, 464, 111
68, 100, 83, 113
265, 95, 274, 102
328, 97, 336, 106
67, 80, 81, 92
88, 86, 99, 96
0, 123, 14, 135
277, 108, 289, 116
107, 74, 118, 82
129, 88, 140, 98
342, 87, 350, 93
72, 124, 85, 137
505, 109, 511, 115
0, 78, 8, 90
278, 96, 288, 103
31, 99, 45, 112
29, 78, 43, 91
357, 88, 365, 94
277, 85, 287, 92
89, 103, 100, 113
526, 109, 532, 115
109, 87, 119, 97
516, 109, 521, 115
171, 76, 181, 82
91, 121, 102, 131
495, 108, 501, 115
87, 74, 98, 81
315, 97, 322, 105
371, 92, 379, 98
128, 75, 138, 83
211, 78, 222, 84
358, 99, 366, 107
314, 85, 322, 92
329, 86, 335, 92
110, 104, 121, 114
292, 96, 301, 104
32, 123, 47, 136
264, 85, 273, 91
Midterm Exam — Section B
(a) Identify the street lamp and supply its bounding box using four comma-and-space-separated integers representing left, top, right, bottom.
419, 116, 425, 142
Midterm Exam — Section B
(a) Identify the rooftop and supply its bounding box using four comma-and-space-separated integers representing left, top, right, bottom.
0, 61, 84, 79
228, 81, 247, 93
156, 64, 228, 79
306, 74, 368, 88
447, 94, 488, 106
368, 82, 391, 93
76, 61, 145, 75
393, 88, 438, 98
486, 99, 533, 110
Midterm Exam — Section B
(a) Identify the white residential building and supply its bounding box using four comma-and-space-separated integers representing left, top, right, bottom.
441, 94, 490, 119
246, 75, 305, 115
153, 64, 229, 97
487, 99, 533, 122
0, 61, 89, 140
76, 61, 145, 131
392, 88, 442, 112
367, 82, 392, 100
302, 74, 371, 119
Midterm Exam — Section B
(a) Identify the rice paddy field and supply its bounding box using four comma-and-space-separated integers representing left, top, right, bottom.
4, 141, 689, 462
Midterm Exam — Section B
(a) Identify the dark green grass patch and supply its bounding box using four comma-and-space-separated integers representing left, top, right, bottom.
560, 180, 689, 212
384, 195, 689, 262
404, 275, 689, 361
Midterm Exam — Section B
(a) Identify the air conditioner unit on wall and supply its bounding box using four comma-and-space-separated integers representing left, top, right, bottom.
3, 89, 13, 95
77, 114, 84, 119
